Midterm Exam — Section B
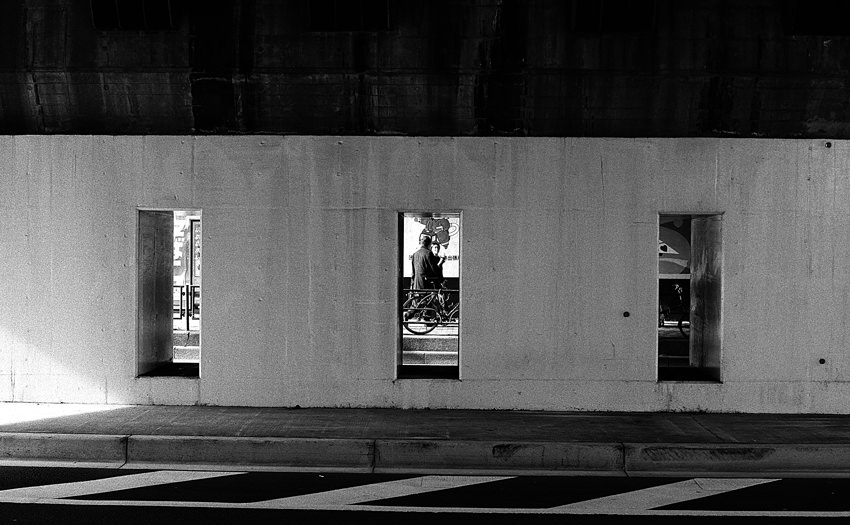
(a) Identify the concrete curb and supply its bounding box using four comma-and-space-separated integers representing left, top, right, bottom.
625, 443, 850, 476
3, 433, 850, 476
125, 436, 376, 472
125, 437, 622, 474
0, 433, 127, 467
0, 434, 625, 473
373, 440, 623, 474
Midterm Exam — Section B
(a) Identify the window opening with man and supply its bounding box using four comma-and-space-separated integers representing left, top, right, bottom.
399, 213, 460, 378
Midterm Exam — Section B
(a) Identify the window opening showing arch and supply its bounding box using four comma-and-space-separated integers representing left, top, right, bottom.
138, 209, 201, 377
658, 214, 722, 382
398, 212, 460, 379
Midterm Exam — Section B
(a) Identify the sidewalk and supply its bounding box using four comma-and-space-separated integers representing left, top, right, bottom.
1, 403, 850, 476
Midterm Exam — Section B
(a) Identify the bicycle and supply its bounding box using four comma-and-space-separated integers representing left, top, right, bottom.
402, 282, 459, 335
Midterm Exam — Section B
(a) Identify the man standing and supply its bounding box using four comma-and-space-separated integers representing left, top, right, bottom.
405, 235, 447, 322
412, 235, 444, 290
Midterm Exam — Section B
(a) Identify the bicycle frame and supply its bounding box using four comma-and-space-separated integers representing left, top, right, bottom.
402, 286, 460, 334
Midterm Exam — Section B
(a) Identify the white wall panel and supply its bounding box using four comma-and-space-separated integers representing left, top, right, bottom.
1, 136, 849, 412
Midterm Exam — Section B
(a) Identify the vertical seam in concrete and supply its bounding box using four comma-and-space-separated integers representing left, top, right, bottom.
369, 439, 377, 473
714, 148, 719, 207
119, 435, 130, 468
600, 156, 606, 213
190, 137, 196, 203
621, 442, 629, 477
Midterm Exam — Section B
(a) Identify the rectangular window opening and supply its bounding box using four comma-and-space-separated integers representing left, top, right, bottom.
398, 212, 461, 379
658, 214, 722, 382
137, 209, 201, 378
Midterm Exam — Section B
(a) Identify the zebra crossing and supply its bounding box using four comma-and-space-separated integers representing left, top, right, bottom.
0, 467, 849, 517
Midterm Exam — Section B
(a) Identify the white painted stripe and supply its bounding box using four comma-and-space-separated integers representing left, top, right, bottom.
551, 477, 779, 512
0, 470, 243, 500
255, 475, 512, 507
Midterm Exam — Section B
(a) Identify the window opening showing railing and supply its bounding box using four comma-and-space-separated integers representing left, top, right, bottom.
658, 213, 722, 382
172, 285, 200, 327
398, 212, 460, 379
138, 209, 201, 377
171, 211, 200, 367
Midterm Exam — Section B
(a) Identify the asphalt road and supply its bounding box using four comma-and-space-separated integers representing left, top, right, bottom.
1, 466, 850, 524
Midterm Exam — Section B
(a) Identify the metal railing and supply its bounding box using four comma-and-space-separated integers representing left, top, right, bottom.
173, 284, 200, 331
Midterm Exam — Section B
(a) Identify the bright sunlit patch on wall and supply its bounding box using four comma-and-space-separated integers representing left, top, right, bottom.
0, 403, 128, 426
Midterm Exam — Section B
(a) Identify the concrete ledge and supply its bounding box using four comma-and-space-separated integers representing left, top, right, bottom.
625, 443, 850, 476
0, 432, 126, 466
173, 331, 199, 346
402, 337, 457, 352
400, 350, 458, 366
374, 440, 624, 475
172, 345, 200, 362
126, 436, 375, 472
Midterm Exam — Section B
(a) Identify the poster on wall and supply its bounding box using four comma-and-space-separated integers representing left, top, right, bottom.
658, 217, 690, 275
402, 215, 460, 278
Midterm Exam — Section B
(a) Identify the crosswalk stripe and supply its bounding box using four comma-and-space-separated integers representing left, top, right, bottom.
550, 477, 779, 512
0, 470, 243, 501
255, 475, 514, 508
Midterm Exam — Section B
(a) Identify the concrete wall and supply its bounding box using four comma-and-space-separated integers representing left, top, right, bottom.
8, 1, 850, 139
0, 135, 848, 412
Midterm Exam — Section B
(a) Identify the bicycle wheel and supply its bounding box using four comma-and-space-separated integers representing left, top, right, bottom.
404, 306, 440, 335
